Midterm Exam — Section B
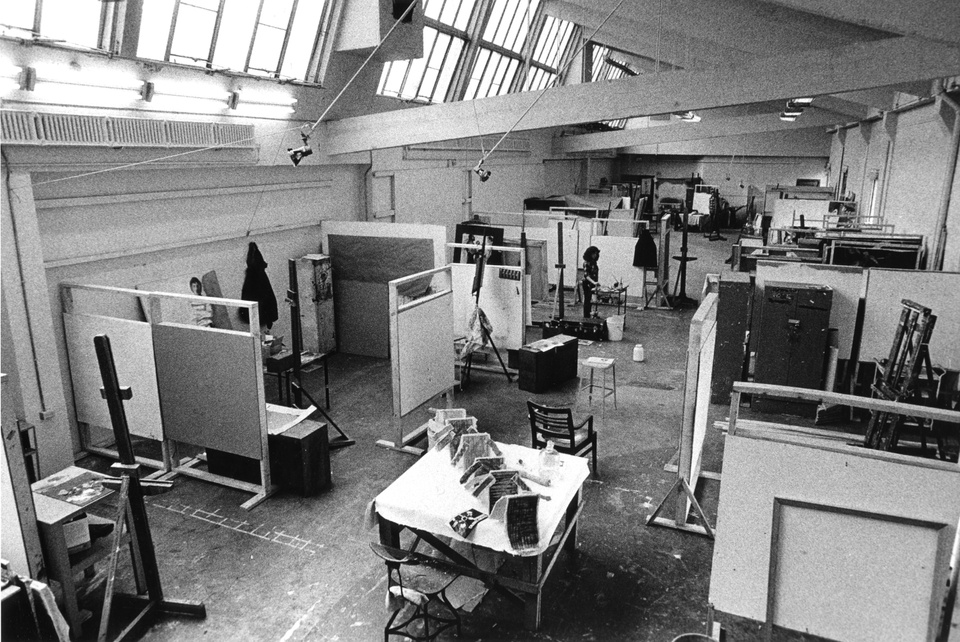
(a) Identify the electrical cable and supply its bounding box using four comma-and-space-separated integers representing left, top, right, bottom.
478, 0, 627, 166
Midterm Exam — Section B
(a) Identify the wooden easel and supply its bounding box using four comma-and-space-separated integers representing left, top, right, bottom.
863, 299, 938, 452
460, 236, 513, 386
286, 259, 355, 449
93, 334, 206, 641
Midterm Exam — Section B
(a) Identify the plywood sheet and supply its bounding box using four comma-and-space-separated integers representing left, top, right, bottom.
394, 293, 455, 416
710, 433, 960, 639
690, 320, 716, 485
153, 323, 263, 459
336, 280, 389, 358
860, 269, 960, 366
451, 264, 524, 350
755, 262, 864, 360
773, 501, 941, 642
64, 313, 163, 441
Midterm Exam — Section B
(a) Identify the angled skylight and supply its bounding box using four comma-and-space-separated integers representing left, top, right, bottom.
378, 26, 465, 103
1, 0, 104, 49
137, 0, 326, 81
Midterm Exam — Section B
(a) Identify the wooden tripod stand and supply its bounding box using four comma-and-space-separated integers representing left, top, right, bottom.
93, 334, 206, 642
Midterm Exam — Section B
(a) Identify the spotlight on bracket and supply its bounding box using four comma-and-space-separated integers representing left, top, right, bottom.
288, 125, 313, 166
473, 162, 491, 182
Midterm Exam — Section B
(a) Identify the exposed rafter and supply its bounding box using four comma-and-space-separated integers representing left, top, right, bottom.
553, 110, 843, 153
322, 36, 960, 155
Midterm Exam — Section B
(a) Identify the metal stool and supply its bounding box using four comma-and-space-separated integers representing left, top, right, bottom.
577, 357, 617, 418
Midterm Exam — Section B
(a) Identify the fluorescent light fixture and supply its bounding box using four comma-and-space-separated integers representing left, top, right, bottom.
146, 82, 232, 113
676, 111, 700, 122
791, 97, 814, 105
779, 112, 798, 122
32, 62, 140, 91
782, 109, 803, 117
228, 88, 297, 117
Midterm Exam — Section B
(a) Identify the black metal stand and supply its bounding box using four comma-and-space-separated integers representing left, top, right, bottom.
93, 335, 206, 642
670, 211, 698, 308
287, 260, 355, 449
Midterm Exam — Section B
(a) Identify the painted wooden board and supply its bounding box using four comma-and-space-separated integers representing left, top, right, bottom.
63, 313, 163, 441
860, 269, 960, 366
690, 319, 717, 486
153, 323, 264, 459
710, 432, 960, 641
594, 235, 645, 301
393, 293, 455, 417
755, 261, 864, 360
321, 221, 447, 267
451, 263, 524, 351
336, 280, 389, 358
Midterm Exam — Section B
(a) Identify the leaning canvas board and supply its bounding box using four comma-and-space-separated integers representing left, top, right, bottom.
755, 262, 864, 360
593, 235, 646, 300
710, 431, 960, 642
63, 313, 163, 441
153, 323, 264, 459
321, 221, 447, 267
391, 289, 455, 417
451, 263, 524, 351
860, 269, 960, 366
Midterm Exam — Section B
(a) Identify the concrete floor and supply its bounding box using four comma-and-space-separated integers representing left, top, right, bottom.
76, 230, 775, 641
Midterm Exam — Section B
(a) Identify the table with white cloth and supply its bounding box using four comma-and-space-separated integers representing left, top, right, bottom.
373, 442, 590, 630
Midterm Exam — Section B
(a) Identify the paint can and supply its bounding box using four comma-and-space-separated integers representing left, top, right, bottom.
633, 343, 645, 362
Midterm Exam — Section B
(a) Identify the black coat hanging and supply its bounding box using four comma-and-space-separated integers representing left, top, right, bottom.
632, 227, 658, 268
238, 242, 279, 329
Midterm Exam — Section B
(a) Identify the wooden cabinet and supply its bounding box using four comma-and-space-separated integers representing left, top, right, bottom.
518, 334, 578, 393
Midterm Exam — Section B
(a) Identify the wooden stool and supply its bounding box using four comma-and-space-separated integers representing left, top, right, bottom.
577, 357, 617, 418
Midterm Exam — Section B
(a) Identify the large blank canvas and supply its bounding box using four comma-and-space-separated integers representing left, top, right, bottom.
594, 235, 645, 298
394, 294, 455, 416
861, 269, 960, 365
451, 264, 524, 350
153, 323, 263, 459
755, 262, 864, 360
710, 433, 960, 639
773, 501, 942, 642
525, 223, 586, 286
64, 313, 163, 441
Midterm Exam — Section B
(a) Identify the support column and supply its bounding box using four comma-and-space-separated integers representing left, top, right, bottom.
1, 167, 74, 476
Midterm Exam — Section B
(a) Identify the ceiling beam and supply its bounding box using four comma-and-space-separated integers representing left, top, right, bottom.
554, 111, 842, 153
621, 127, 831, 157
762, 0, 960, 45
322, 37, 960, 155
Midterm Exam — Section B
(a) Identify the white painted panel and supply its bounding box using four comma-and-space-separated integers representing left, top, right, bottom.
755, 262, 864, 360
451, 263, 524, 351
524, 222, 583, 286
594, 235, 645, 299
64, 313, 163, 441
690, 320, 716, 485
709, 433, 960, 636
861, 269, 960, 367
774, 502, 940, 642
396, 294, 455, 416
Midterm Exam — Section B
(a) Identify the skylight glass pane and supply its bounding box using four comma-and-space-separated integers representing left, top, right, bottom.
483, 0, 537, 53
138, 0, 176, 59
465, 48, 518, 99
248, 24, 285, 74
533, 16, 573, 69
39, 0, 101, 49
281, 0, 326, 80
5, 1, 36, 31
213, 0, 259, 71
591, 45, 609, 80
426, 0, 476, 29
523, 66, 554, 91
170, 4, 218, 64
377, 26, 462, 103
260, 0, 294, 28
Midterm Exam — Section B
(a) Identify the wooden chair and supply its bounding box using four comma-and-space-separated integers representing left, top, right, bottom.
370, 541, 462, 641
526, 401, 598, 477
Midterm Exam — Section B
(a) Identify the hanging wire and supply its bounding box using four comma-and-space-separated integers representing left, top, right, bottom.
29, 1, 421, 190
478, 0, 627, 166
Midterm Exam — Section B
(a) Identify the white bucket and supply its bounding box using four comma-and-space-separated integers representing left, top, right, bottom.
606, 315, 625, 341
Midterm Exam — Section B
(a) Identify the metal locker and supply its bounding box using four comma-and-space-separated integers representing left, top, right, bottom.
753, 281, 833, 416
